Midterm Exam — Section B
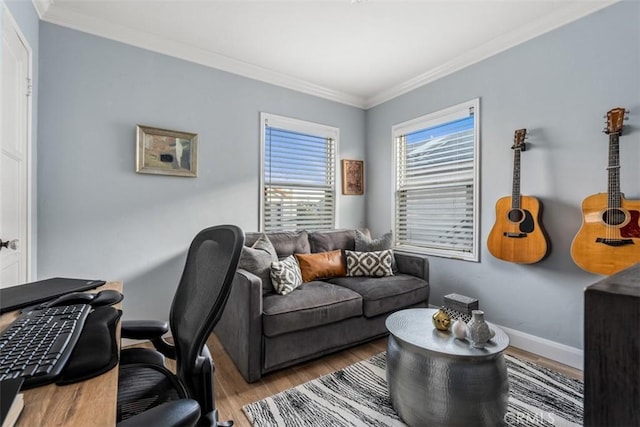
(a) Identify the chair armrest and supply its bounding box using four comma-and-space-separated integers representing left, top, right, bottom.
121, 320, 169, 340
121, 319, 176, 359
395, 252, 430, 282
214, 269, 264, 383
117, 399, 200, 427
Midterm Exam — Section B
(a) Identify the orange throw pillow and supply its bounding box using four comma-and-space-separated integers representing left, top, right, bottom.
295, 250, 346, 282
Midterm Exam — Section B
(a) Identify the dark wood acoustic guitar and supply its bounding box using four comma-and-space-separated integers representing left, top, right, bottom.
488, 129, 549, 263
571, 107, 640, 275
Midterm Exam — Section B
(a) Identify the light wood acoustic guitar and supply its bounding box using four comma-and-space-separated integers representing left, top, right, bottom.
488, 129, 550, 263
571, 107, 640, 275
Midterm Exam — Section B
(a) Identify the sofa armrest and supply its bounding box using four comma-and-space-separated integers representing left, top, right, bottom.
395, 252, 430, 282
214, 268, 264, 383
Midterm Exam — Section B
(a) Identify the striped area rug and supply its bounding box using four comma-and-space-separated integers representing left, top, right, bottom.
243, 352, 583, 427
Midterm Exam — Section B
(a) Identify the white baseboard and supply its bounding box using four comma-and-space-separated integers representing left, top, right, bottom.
494, 323, 584, 371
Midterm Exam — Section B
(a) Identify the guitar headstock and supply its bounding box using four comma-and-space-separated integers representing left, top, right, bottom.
604, 107, 627, 135
511, 128, 527, 151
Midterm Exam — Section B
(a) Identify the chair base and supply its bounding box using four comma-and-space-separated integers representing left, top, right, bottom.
203, 409, 233, 427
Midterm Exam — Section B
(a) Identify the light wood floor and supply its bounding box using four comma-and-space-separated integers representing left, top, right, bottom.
201, 333, 583, 427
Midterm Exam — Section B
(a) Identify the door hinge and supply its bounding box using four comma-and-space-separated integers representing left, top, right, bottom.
26, 78, 32, 97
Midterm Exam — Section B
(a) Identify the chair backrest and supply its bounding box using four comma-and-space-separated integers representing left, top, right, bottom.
169, 224, 244, 414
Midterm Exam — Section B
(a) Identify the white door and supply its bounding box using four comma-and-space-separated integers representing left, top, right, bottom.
0, 7, 31, 288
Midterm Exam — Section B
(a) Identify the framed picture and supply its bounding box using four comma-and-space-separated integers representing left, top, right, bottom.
136, 125, 198, 177
342, 159, 364, 195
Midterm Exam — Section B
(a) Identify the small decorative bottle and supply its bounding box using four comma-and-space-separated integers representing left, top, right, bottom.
466, 310, 492, 348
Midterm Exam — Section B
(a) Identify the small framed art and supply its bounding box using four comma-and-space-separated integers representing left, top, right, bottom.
136, 125, 198, 177
341, 159, 364, 195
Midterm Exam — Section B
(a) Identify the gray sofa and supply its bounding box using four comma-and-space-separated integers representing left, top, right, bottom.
214, 229, 430, 383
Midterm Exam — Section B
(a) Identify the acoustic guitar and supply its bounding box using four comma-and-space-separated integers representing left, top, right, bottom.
488, 129, 549, 263
571, 108, 640, 275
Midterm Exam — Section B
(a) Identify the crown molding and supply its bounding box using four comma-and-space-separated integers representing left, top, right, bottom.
31, 0, 52, 20
38, 0, 618, 110
38, 4, 367, 108
364, 0, 619, 109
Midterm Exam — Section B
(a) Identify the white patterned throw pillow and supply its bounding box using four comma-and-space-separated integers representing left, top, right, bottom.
345, 249, 394, 277
270, 255, 303, 295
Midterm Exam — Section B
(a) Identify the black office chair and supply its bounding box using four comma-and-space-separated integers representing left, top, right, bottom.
116, 225, 244, 427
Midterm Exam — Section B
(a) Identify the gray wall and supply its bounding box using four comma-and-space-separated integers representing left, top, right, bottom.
35, 1, 640, 349
366, 1, 639, 349
4, 0, 39, 279
37, 23, 365, 321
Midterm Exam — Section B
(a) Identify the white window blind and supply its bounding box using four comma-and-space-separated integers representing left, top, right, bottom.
393, 99, 480, 261
261, 113, 337, 232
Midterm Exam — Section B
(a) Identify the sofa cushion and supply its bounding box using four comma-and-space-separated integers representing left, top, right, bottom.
238, 233, 278, 295
262, 282, 362, 337
327, 274, 428, 318
345, 249, 394, 277
308, 229, 362, 253
295, 250, 346, 282
270, 255, 303, 295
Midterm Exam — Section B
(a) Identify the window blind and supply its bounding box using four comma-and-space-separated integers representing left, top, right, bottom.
263, 120, 336, 232
394, 100, 479, 260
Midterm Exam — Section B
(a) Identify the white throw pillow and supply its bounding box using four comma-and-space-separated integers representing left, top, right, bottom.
270, 255, 303, 295
345, 249, 394, 277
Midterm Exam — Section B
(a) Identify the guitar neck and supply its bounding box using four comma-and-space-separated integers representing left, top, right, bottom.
607, 133, 621, 208
511, 149, 522, 209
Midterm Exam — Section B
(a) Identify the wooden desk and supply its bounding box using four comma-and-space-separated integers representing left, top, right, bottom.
0, 281, 122, 427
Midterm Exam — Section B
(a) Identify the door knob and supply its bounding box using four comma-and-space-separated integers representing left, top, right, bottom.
0, 239, 18, 251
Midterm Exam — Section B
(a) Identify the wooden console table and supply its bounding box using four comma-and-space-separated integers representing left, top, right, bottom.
0, 280, 123, 426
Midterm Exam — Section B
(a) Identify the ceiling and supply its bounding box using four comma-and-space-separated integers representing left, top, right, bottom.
34, 0, 617, 108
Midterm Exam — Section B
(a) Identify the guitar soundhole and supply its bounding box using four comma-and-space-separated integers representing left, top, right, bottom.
602, 208, 627, 226
507, 209, 524, 223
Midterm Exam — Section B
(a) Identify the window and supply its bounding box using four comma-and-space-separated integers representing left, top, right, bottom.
261, 113, 338, 232
393, 99, 480, 261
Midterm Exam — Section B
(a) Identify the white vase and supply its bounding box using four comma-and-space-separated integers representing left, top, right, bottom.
451, 319, 467, 339
466, 310, 492, 349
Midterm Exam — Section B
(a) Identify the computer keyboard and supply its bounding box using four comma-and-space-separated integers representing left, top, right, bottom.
0, 303, 91, 389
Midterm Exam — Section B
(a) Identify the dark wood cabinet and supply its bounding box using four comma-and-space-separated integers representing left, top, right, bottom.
584, 263, 640, 427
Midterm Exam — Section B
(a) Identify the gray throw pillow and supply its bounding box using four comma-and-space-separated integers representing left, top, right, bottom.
355, 229, 393, 251
239, 233, 278, 294
345, 250, 394, 277
354, 229, 397, 272
270, 255, 303, 295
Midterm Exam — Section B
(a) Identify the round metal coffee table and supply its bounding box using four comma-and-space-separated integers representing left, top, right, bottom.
385, 308, 510, 427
